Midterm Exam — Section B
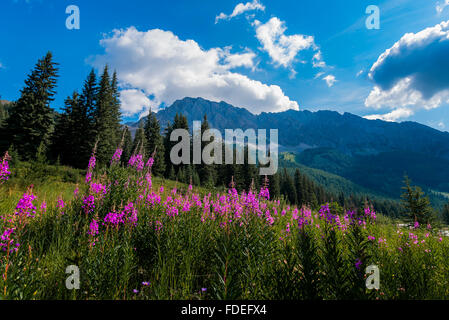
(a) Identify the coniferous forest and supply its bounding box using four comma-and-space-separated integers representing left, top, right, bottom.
2, 53, 449, 300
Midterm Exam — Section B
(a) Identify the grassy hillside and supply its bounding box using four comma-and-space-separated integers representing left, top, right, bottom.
2, 159, 449, 300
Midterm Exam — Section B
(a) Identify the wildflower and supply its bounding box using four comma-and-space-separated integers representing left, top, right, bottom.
414, 221, 420, 229
146, 157, 154, 168
201, 288, 207, 293
355, 258, 362, 270
56, 197, 65, 214
128, 154, 144, 171
14, 190, 37, 218
0, 228, 19, 252
142, 281, 150, 286
0, 151, 11, 184
111, 148, 123, 165
133, 289, 139, 294
368, 235, 376, 241
88, 219, 99, 237
40, 201, 47, 214
82, 195, 95, 215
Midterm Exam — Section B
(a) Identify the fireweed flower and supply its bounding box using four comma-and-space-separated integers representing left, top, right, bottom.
0, 151, 11, 184
56, 197, 65, 214
82, 195, 95, 215
88, 219, 99, 237
15, 190, 37, 219
146, 157, 154, 168
0, 228, 20, 253
40, 201, 47, 215
128, 154, 144, 171
414, 221, 420, 229
355, 258, 362, 270
111, 148, 123, 165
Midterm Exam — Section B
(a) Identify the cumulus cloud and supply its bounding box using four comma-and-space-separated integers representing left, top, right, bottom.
365, 20, 449, 120
436, 0, 449, 14
323, 75, 337, 87
215, 0, 265, 23
92, 27, 299, 117
120, 89, 153, 117
364, 107, 415, 122
253, 17, 319, 70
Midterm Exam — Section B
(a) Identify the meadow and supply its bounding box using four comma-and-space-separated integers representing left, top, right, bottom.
1, 150, 449, 300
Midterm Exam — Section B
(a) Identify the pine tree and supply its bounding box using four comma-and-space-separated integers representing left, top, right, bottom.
400, 176, 434, 226
122, 126, 133, 165
144, 110, 166, 176
51, 92, 80, 165
163, 121, 174, 177
94, 66, 121, 166
281, 168, 297, 205
198, 114, 215, 187
294, 169, 303, 205
77, 69, 98, 167
269, 172, 281, 199
6, 52, 58, 160
132, 119, 147, 156
442, 202, 449, 225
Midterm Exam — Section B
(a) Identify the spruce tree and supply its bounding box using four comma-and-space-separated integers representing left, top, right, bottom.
7, 52, 58, 160
94, 66, 122, 166
269, 172, 281, 200
294, 169, 303, 205
51, 92, 80, 165
77, 69, 98, 167
144, 110, 166, 176
400, 176, 435, 226
442, 202, 449, 225
281, 168, 297, 205
163, 121, 174, 177
122, 126, 133, 165
198, 114, 215, 187
132, 119, 147, 156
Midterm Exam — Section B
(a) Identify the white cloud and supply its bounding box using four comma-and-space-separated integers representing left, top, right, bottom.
92, 27, 299, 117
365, 20, 449, 120
120, 89, 153, 117
254, 17, 317, 69
364, 107, 414, 122
356, 69, 364, 77
215, 0, 265, 23
312, 50, 326, 68
323, 74, 337, 87
436, 0, 449, 14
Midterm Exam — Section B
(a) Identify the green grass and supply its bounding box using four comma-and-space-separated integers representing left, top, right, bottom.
1, 162, 449, 300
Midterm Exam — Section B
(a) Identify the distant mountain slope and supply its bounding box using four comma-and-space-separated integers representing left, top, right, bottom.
134, 97, 449, 158
131, 97, 449, 198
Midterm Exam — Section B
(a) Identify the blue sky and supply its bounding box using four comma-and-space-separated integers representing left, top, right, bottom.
1, 0, 449, 131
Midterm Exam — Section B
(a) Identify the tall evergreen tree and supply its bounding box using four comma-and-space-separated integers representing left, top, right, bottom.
51, 92, 80, 166
77, 69, 98, 167
294, 169, 304, 205
198, 114, 215, 187
442, 202, 449, 225
6, 52, 58, 160
94, 66, 121, 166
268, 172, 281, 200
132, 119, 147, 156
400, 176, 434, 225
122, 126, 133, 165
144, 110, 166, 176
281, 168, 297, 205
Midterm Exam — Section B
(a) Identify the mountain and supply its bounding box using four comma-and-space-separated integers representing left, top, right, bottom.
131, 97, 449, 201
